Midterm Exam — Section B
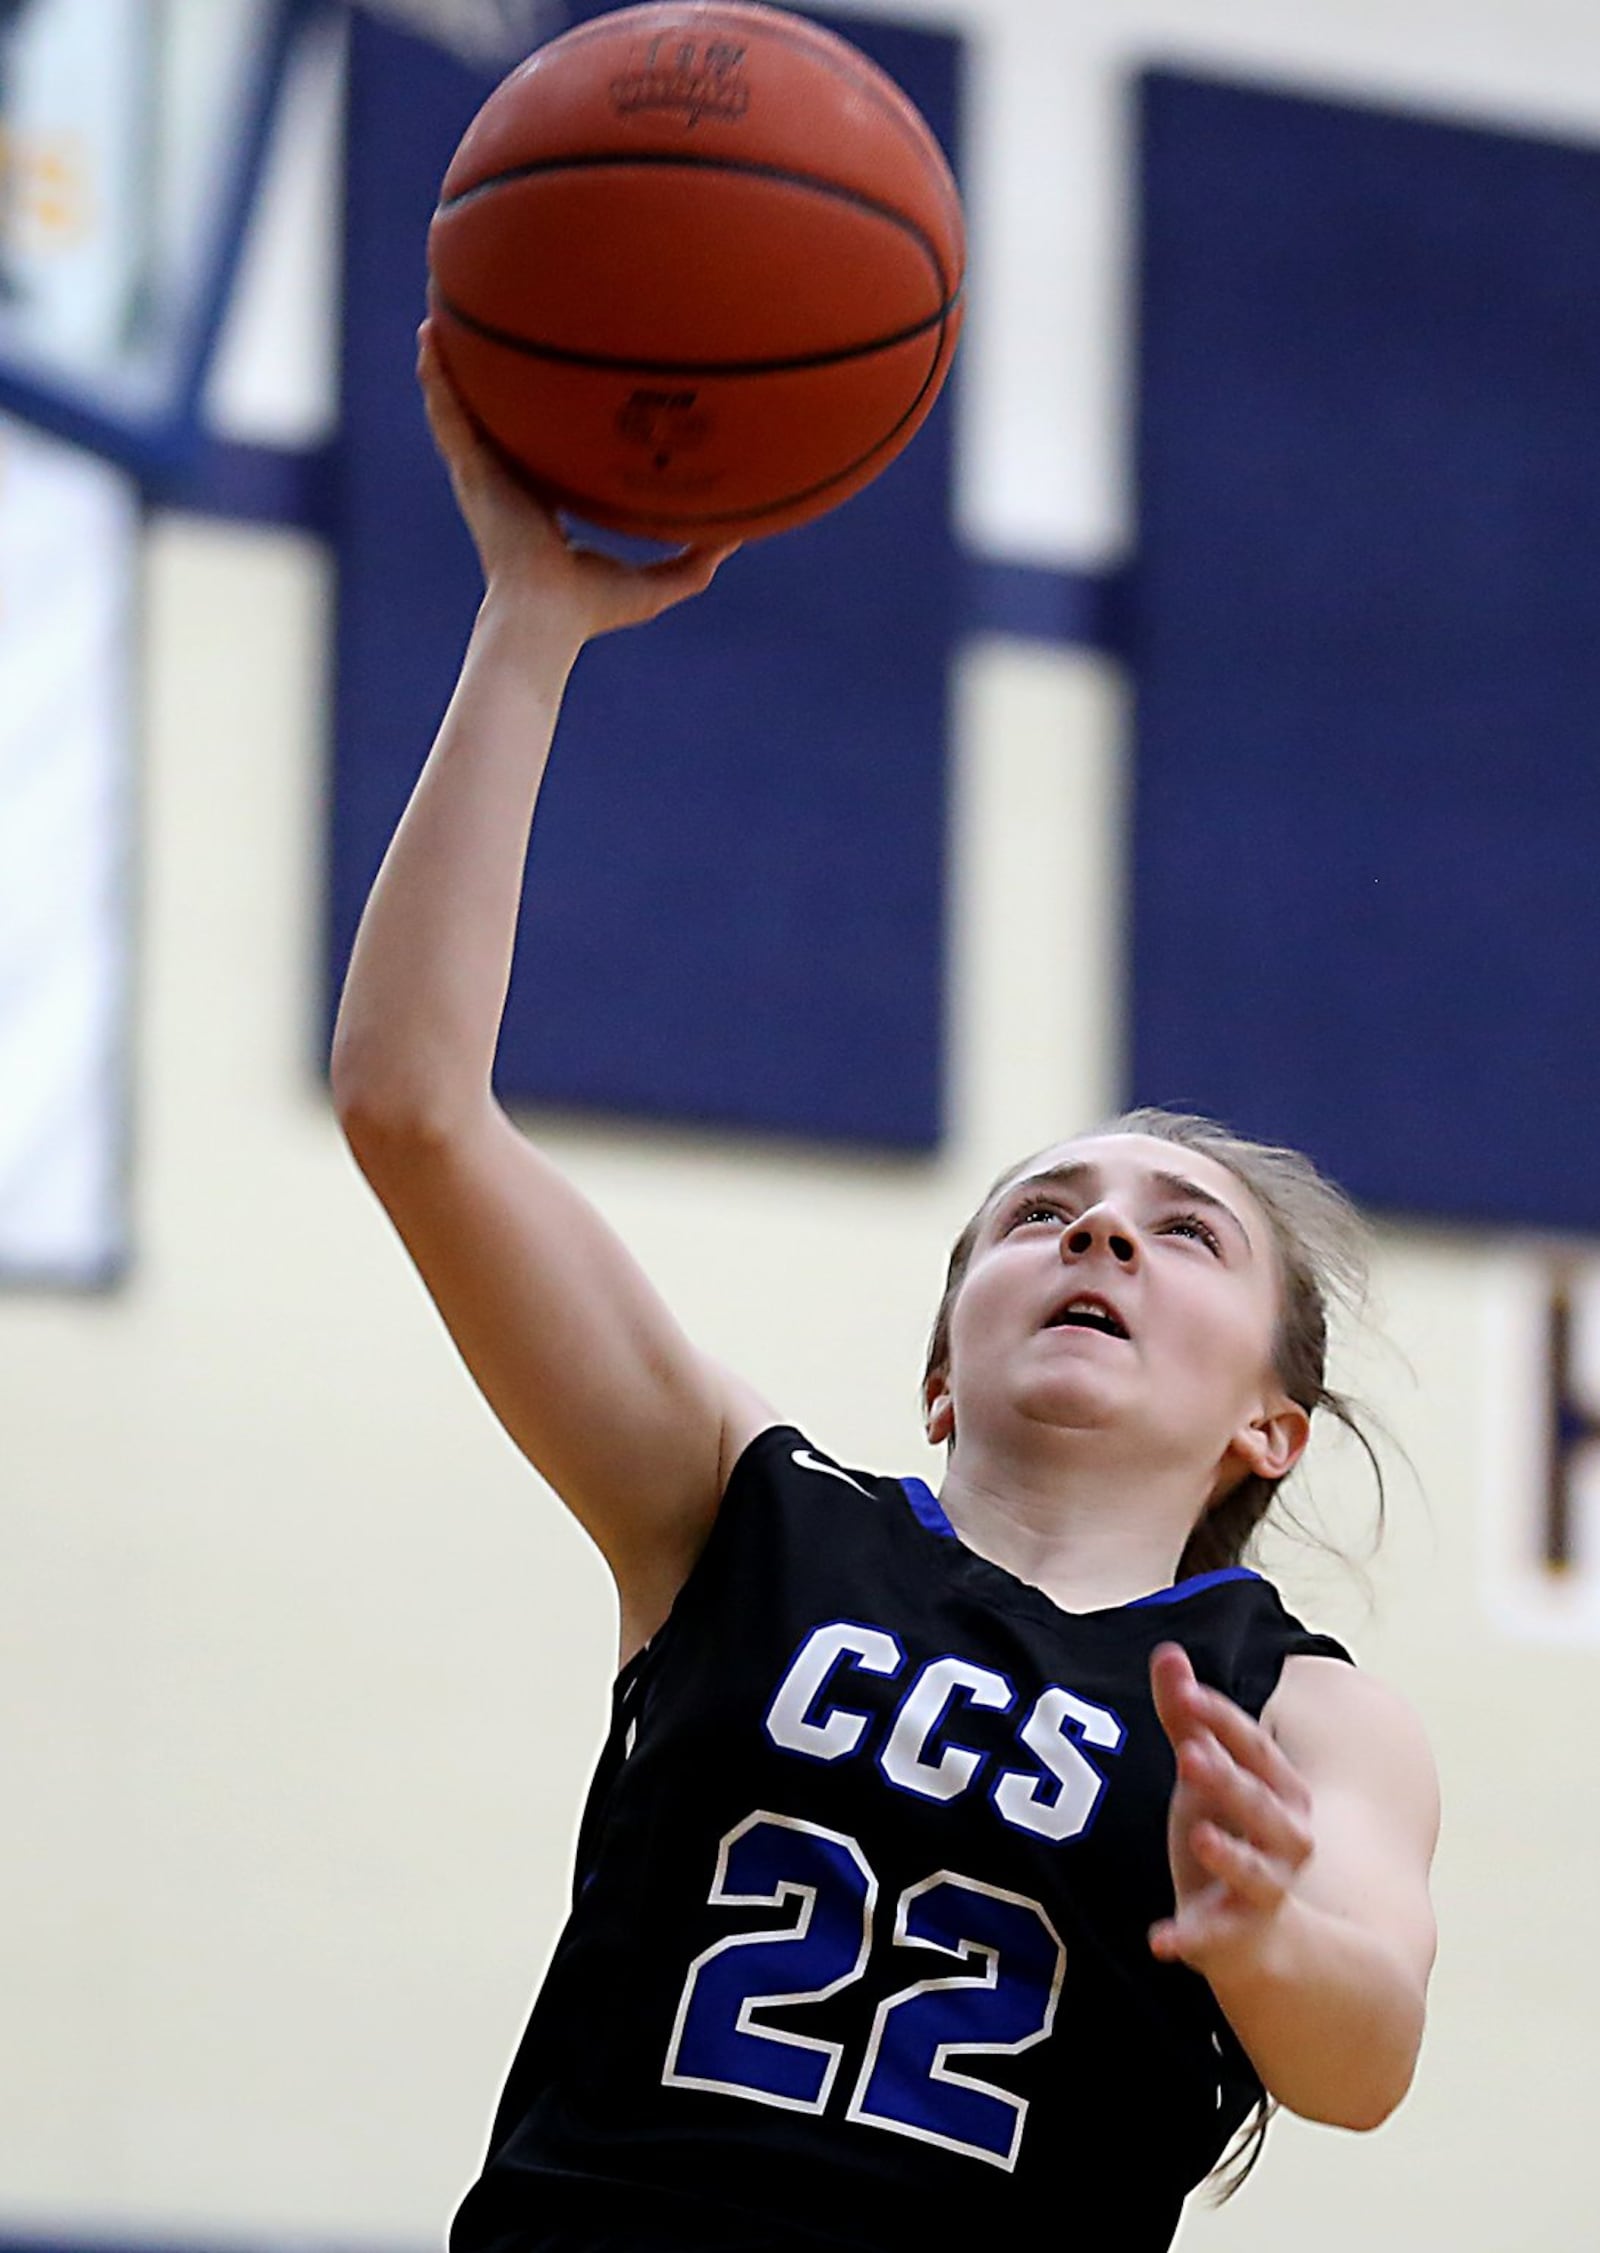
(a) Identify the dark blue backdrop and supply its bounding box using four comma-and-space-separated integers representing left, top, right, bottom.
330, 6, 963, 1149
1130, 69, 1600, 1232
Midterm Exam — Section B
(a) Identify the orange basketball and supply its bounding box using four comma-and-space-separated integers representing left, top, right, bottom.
426, 0, 964, 541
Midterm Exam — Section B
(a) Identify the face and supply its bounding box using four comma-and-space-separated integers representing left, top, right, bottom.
927, 1134, 1309, 1499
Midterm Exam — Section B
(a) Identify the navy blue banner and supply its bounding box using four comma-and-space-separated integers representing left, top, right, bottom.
330, 6, 963, 1148
1131, 69, 1600, 1231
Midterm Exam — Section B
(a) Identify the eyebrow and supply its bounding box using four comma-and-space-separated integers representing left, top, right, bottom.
998, 1160, 1254, 1253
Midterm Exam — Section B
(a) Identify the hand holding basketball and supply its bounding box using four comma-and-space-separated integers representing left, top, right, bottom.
418, 322, 738, 643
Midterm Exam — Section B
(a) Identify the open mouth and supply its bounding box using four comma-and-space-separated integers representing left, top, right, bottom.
1045, 1294, 1130, 1340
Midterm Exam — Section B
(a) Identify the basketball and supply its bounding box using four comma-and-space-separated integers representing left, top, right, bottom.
426, 0, 965, 541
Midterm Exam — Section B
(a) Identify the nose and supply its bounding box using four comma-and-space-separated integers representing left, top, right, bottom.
1062, 1201, 1139, 1268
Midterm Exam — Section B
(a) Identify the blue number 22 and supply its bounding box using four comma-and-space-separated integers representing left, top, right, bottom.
663, 1811, 1065, 2170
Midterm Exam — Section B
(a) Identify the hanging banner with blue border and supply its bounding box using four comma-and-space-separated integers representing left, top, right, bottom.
0, 411, 136, 1285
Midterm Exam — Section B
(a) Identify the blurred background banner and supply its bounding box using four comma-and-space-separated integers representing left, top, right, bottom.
0, 0, 299, 471
0, 0, 304, 1293
0, 411, 136, 1285
1130, 69, 1600, 1233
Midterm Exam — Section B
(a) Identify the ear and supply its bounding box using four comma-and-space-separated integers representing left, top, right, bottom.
923, 1365, 955, 1448
1222, 1394, 1312, 1489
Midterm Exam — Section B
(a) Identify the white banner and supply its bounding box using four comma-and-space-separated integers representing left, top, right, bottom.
0, 0, 286, 429
0, 409, 135, 1284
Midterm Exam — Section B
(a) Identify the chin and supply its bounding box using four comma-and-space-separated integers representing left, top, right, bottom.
1016, 1387, 1127, 1435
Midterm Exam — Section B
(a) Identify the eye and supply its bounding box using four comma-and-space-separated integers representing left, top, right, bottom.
1160, 1212, 1222, 1256
1005, 1200, 1068, 1231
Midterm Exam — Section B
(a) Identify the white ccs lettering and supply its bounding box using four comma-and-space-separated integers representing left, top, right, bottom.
764, 1620, 1124, 1841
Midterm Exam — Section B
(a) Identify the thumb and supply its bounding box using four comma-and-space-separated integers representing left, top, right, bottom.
607, 539, 742, 629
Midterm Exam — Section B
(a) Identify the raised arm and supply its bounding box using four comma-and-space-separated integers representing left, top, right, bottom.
330, 329, 771, 1663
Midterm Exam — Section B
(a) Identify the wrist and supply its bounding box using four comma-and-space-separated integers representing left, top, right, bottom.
473, 580, 586, 675
1190, 1889, 1314, 2000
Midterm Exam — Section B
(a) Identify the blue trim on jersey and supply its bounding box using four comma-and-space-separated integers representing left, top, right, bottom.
1126, 1566, 1263, 1607
899, 1477, 959, 1540
898, 1478, 1262, 1610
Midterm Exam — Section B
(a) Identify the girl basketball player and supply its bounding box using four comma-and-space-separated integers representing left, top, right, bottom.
330, 330, 1439, 2253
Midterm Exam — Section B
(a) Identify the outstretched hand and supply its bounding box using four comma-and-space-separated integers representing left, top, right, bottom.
417, 319, 739, 642
1147, 1641, 1315, 1976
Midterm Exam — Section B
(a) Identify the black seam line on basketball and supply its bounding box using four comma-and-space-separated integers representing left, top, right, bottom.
533, 302, 955, 532
435, 154, 953, 299
434, 282, 961, 378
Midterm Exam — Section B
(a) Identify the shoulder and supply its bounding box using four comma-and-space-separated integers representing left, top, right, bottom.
1266, 1650, 1424, 1739
1265, 1655, 1440, 1843
621, 1416, 878, 1667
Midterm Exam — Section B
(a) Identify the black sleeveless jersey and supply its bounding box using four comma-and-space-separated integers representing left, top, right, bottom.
452, 1425, 1353, 2253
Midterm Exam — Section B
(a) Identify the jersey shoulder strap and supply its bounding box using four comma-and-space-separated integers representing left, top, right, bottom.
724, 1422, 902, 1508
1191, 1570, 1356, 1720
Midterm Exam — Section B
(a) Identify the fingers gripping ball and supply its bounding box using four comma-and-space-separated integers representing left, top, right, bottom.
426, 0, 965, 541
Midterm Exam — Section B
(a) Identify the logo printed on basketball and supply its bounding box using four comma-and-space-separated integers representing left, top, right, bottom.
616, 388, 713, 472
610, 38, 750, 128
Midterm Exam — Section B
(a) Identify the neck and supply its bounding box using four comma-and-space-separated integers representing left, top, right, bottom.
935, 1435, 1219, 1613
